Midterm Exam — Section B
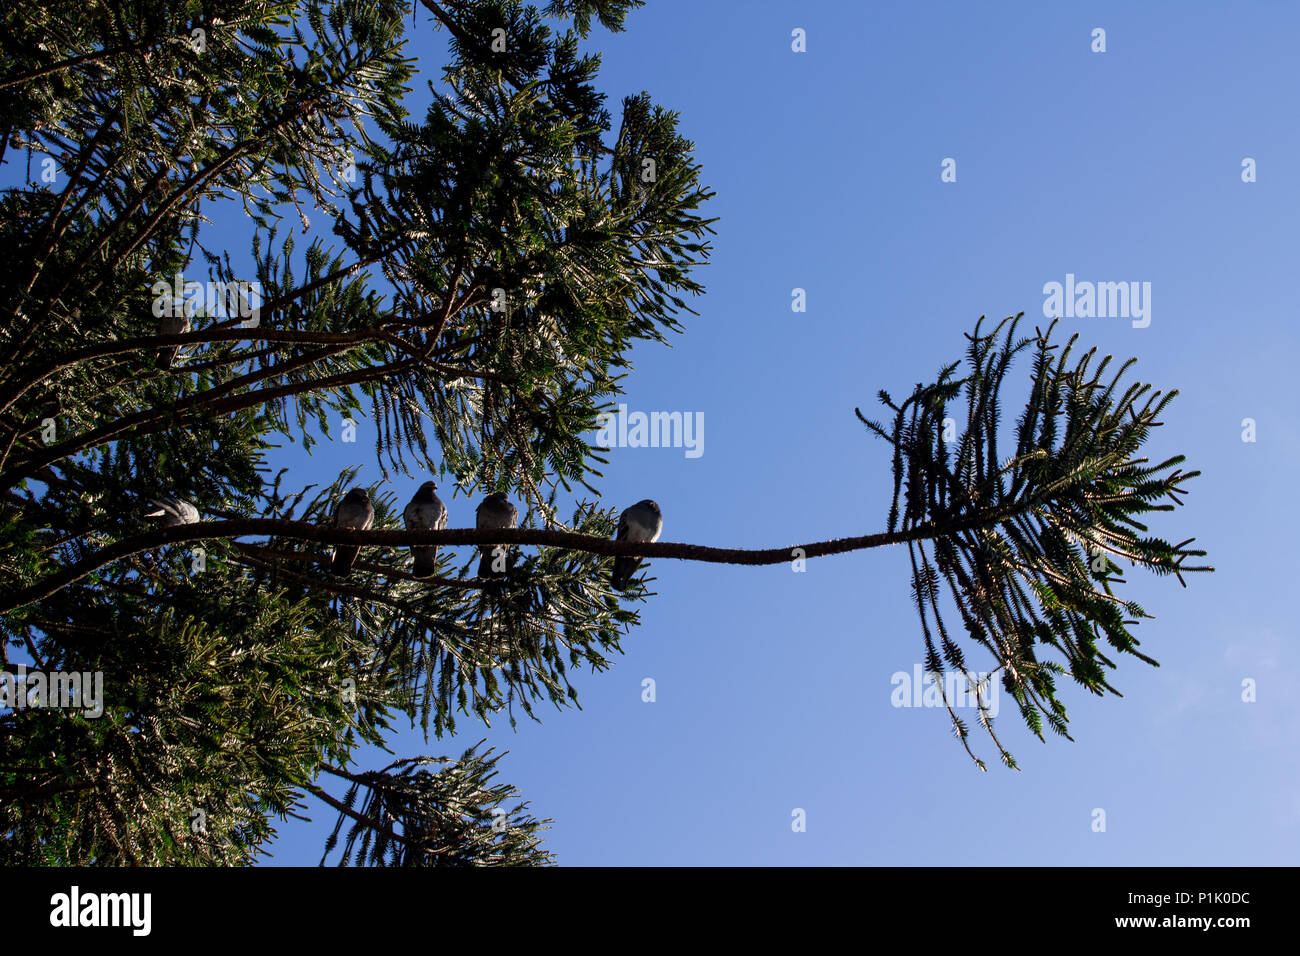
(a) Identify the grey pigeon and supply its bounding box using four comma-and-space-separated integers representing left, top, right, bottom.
611, 499, 662, 590
403, 481, 448, 577
330, 487, 374, 575
476, 492, 519, 578
161, 312, 191, 368
144, 495, 199, 527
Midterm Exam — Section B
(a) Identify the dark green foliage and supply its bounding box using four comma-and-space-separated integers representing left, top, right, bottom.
337, 1, 715, 488
0, 0, 1209, 870
317, 741, 554, 866
1, 0, 706, 865
0, 597, 391, 865
858, 315, 1210, 770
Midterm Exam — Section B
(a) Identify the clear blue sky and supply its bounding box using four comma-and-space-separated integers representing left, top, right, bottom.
260, 0, 1300, 865
16, 0, 1298, 864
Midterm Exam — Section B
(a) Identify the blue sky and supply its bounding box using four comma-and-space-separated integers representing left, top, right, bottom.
11, 0, 1297, 865
258, 0, 1300, 864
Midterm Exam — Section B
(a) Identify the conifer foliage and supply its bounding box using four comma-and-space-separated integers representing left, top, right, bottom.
0, 0, 1207, 865
858, 315, 1210, 770
1, 0, 710, 866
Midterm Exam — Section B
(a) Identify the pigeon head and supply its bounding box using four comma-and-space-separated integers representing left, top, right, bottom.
638, 499, 661, 515
484, 491, 511, 507
341, 488, 371, 508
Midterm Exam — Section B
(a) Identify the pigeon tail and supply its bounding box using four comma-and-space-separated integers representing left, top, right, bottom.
331, 545, 360, 575
478, 546, 513, 579
412, 546, 438, 578
611, 556, 641, 591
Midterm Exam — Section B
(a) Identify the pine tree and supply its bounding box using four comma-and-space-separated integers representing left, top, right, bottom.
0, 0, 1208, 864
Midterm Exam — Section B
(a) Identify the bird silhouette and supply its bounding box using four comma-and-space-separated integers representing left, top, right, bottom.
330, 487, 374, 575
611, 499, 662, 590
160, 312, 191, 368
404, 481, 448, 577
476, 492, 519, 578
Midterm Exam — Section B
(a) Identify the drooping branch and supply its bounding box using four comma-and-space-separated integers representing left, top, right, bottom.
304, 783, 417, 856
854, 313, 1213, 769
313, 743, 554, 866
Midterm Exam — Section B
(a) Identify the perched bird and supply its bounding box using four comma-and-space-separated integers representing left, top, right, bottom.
476, 492, 519, 578
611, 499, 662, 590
144, 495, 200, 526
330, 487, 374, 575
160, 312, 191, 368
403, 481, 448, 578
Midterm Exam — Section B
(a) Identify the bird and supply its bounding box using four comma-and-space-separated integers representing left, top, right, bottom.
476, 492, 519, 578
403, 481, 447, 578
330, 487, 374, 575
160, 312, 191, 368
144, 496, 199, 526
611, 499, 662, 590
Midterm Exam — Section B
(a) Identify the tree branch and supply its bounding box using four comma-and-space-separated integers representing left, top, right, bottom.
303, 782, 424, 857
0, 345, 406, 483
0, 509, 1030, 615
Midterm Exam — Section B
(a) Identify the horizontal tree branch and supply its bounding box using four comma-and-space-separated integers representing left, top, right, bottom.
0, 515, 947, 614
